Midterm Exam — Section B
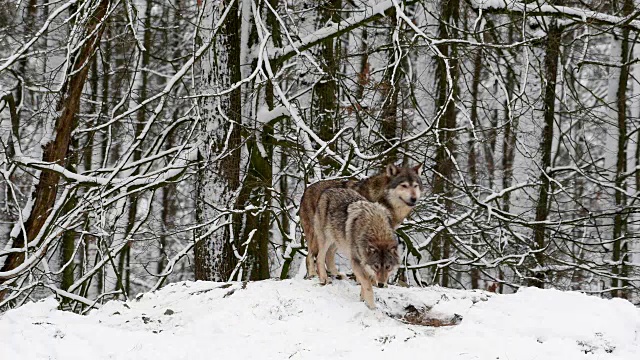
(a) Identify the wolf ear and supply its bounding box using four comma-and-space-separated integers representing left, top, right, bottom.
386, 163, 399, 177
412, 163, 423, 174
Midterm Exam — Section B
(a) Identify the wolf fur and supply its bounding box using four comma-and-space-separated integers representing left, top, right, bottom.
300, 163, 423, 277
314, 188, 400, 309
300, 179, 357, 278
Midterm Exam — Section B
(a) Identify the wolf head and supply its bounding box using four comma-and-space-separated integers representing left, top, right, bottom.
385, 163, 423, 207
364, 241, 400, 288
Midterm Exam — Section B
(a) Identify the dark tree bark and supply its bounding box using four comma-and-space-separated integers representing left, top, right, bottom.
529, 13, 562, 288
355, 27, 369, 101
431, 0, 459, 287
0, 0, 111, 300
379, 13, 400, 165
468, 47, 482, 289
15, 0, 38, 110
60, 146, 78, 292
501, 25, 517, 215
611, 0, 633, 299
157, 131, 176, 275
314, 0, 341, 172
234, 1, 276, 281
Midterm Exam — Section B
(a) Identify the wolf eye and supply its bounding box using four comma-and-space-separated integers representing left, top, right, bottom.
385, 264, 392, 271
401, 183, 408, 188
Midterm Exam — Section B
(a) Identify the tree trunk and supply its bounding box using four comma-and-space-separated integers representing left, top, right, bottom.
501, 26, 517, 214
379, 13, 399, 165
529, 14, 562, 288
157, 130, 175, 275
355, 27, 369, 101
234, 0, 274, 280
314, 0, 341, 172
431, 0, 459, 287
611, 0, 632, 299
60, 139, 78, 292
15, 0, 38, 111
468, 47, 482, 289
194, 0, 242, 281
0, 0, 110, 300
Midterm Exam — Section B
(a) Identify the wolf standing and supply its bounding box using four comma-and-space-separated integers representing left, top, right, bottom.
314, 188, 400, 309
300, 163, 423, 278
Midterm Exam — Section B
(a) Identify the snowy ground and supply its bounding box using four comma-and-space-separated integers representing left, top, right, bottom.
1, 279, 639, 360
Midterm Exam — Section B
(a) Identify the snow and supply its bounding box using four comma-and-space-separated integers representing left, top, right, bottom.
470, 0, 640, 31
13, 146, 197, 188
262, 1, 393, 61
8, 199, 33, 238
256, 105, 289, 124
1, 279, 639, 360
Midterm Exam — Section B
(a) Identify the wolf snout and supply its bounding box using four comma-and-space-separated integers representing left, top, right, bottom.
409, 197, 417, 204
377, 282, 385, 288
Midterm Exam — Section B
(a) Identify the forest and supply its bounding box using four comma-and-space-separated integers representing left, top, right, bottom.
0, 0, 639, 312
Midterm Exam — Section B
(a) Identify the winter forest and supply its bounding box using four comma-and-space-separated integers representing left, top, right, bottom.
0, 0, 639, 313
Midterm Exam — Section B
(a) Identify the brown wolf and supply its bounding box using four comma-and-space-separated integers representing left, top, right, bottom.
314, 188, 400, 309
300, 163, 422, 278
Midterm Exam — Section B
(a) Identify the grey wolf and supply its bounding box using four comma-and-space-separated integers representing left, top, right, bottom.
300, 163, 423, 277
314, 188, 400, 309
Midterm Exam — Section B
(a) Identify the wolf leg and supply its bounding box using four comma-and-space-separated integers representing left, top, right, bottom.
305, 252, 317, 278
352, 260, 375, 309
326, 244, 346, 280
316, 242, 332, 285
303, 218, 318, 279
313, 203, 331, 285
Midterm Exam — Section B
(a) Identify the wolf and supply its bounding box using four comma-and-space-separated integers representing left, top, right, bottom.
300, 163, 423, 278
314, 188, 400, 309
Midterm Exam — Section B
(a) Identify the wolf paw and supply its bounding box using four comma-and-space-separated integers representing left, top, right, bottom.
365, 300, 377, 310
319, 277, 332, 286
331, 272, 346, 280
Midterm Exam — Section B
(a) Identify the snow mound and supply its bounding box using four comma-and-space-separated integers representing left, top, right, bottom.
1, 279, 639, 360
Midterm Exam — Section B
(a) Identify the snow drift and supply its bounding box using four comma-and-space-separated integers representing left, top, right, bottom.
1, 279, 639, 359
